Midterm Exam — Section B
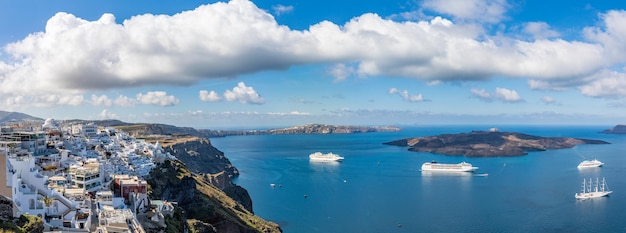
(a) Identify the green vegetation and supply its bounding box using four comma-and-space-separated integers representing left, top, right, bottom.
163, 206, 186, 233
0, 220, 20, 232
0, 214, 44, 233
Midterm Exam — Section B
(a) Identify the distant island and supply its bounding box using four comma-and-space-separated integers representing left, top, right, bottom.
0, 112, 401, 137
110, 122, 401, 137
600, 125, 626, 134
383, 130, 609, 157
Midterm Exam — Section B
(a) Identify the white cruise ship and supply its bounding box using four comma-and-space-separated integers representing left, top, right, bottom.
577, 159, 603, 168
575, 177, 612, 199
309, 152, 344, 162
420, 161, 478, 172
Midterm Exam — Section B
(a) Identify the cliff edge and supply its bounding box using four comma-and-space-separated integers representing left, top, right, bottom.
144, 136, 252, 212
147, 160, 281, 233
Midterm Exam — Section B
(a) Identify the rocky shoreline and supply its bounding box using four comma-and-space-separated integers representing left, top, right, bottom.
384, 130, 609, 157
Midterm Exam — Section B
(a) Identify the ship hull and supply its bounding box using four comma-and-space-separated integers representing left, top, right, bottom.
575, 191, 612, 199
420, 162, 478, 172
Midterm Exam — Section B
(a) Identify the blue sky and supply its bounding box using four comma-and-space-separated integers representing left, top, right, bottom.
1, 0, 626, 128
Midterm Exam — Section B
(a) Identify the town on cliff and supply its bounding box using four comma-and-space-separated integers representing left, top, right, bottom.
0, 116, 281, 233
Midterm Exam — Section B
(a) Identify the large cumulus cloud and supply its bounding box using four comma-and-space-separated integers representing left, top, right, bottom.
2, 0, 626, 99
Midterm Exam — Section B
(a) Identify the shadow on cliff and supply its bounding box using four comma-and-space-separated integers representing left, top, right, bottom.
147, 160, 282, 233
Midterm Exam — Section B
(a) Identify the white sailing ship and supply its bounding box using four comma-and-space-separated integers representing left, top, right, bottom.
575, 177, 612, 199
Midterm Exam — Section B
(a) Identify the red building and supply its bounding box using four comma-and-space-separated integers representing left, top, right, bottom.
113, 175, 147, 200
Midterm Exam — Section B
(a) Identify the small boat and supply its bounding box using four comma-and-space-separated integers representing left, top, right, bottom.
309, 152, 344, 162
577, 159, 603, 168
575, 177, 612, 199
420, 161, 478, 172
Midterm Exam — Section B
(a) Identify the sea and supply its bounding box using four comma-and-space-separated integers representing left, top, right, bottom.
209, 125, 626, 233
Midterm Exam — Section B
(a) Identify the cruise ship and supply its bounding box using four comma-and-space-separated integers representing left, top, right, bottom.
577, 159, 603, 168
420, 161, 478, 172
309, 152, 344, 162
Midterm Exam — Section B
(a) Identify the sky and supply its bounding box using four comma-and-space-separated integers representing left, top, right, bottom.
1, 0, 626, 128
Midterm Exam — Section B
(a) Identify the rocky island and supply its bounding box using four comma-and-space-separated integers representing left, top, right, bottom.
600, 125, 626, 134
384, 130, 609, 157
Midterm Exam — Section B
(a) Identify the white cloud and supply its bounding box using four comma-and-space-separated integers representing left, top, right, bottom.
579, 70, 626, 98
494, 87, 522, 102
421, 0, 510, 23
272, 4, 294, 16
268, 111, 310, 116
471, 87, 522, 102
114, 95, 137, 107
523, 22, 560, 40
199, 90, 222, 102
1, 0, 626, 99
329, 64, 357, 82
470, 88, 492, 101
584, 10, 626, 62
224, 82, 265, 104
90, 94, 113, 106
5, 96, 26, 106
32, 94, 84, 106
98, 109, 118, 119
136, 91, 179, 106
388, 88, 425, 102
541, 96, 555, 104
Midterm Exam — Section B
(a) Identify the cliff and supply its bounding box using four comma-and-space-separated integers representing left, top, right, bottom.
148, 136, 239, 177
600, 125, 626, 134
144, 136, 252, 212
384, 131, 609, 157
147, 160, 281, 233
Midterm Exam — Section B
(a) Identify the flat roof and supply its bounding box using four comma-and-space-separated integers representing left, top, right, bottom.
48, 176, 66, 181
120, 179, 147, 185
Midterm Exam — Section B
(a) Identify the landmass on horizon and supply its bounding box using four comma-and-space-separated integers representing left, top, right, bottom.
384, 130, 609, 157
600, 125, 626, 134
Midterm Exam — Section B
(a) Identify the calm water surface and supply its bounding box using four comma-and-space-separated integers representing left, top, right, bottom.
210, 126, 626, 233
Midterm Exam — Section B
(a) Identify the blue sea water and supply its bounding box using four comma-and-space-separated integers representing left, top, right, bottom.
209, 126, 626, 233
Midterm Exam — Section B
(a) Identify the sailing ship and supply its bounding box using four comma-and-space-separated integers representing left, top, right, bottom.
575, 177, 612, 199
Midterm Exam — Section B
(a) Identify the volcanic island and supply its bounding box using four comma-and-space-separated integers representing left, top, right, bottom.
383, 130, 609, 157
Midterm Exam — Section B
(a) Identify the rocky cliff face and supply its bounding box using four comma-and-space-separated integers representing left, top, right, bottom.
201, 172, 253, 213
147, 136, 253, 212
162, 137, 239, 177
384, 131, 609, 157
147, 160, 281, 233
